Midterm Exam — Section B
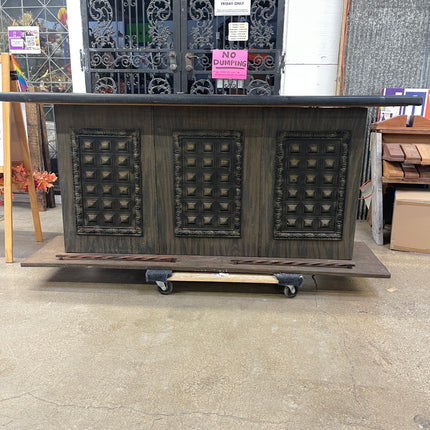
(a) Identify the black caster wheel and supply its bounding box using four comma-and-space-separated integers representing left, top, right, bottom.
284, 285, 297, 298
157, 281, 173, 295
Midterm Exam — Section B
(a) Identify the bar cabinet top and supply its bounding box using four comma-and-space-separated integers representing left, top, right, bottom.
0, 92, 423, 108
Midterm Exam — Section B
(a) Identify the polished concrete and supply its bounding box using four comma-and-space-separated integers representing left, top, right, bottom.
1, 195, 429, 429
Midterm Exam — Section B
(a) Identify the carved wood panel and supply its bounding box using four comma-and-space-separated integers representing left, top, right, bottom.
71, 129, 142, 236
173, 130, 243, 237
56, 104, 367, 259
274, 131, 350, 240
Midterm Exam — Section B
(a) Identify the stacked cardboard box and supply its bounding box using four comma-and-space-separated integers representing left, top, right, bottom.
391, 190, 430, 253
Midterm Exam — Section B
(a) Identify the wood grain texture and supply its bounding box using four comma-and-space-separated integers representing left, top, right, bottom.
416, 144, 430, 164
383, 134, 430, 144
258, 107, 368, 259
371, 132, 384, 246
401, 143, 422, 164
383, 160, 404, 178
371, 117, 430, 249
55, 104, 368, 260
25, 90, 46, 211
55, 105, 159, 255
401, 163, 420, 179
2, 53, 13, 262
153, 106, 262, 257
167, 273, 280, 284
417, 164, 430, 180
22, 235, 391, 278
371, 115, 430, 133
382, 143, 404, 161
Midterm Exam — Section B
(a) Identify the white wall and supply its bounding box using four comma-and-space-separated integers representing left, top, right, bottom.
66, 0, 86, 93
280, 0, 344, 95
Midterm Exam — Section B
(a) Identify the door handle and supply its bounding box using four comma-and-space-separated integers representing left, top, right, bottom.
169, 51, 177, 71
185, 52, 198, 72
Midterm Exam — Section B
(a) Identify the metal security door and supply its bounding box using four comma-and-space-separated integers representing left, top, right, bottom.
181, 0, 284, 95
82, 0, 283, 94
82, 0, 180, 94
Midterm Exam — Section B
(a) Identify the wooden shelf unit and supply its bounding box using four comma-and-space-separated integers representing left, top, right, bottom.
370, 115, 430, 245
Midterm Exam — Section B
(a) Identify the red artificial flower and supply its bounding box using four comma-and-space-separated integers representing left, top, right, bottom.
33, 170, 58, 192
0, 163, 57, 202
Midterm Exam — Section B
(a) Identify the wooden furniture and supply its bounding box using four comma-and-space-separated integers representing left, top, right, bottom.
0, 53, 42, 262
57, 103, 368, 260
23, 235, 392, 281
25, 87, 56, 211
0, 93, 420, 278
370, 115, 430, 245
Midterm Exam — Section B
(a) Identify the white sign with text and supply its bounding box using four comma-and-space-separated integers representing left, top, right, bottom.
228, 22, 249, 41
215, 0, 251, 16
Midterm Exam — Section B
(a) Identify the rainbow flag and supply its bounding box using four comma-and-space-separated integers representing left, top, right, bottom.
11, 55, 28, 91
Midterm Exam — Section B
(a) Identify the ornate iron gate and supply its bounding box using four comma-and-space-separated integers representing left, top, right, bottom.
82, 0, 284, 95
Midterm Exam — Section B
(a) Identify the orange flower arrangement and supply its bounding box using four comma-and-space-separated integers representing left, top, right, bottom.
0, 162, 57, 205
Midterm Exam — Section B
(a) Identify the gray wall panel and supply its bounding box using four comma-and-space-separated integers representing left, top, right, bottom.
343, 0, 429, 219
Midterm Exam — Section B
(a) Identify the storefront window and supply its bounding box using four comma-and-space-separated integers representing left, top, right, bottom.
0, 0, 71, 92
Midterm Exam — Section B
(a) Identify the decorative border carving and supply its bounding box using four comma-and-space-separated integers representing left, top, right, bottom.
274, 130, 350, 240
173, 130, 243, 237
71, 128, 142, 236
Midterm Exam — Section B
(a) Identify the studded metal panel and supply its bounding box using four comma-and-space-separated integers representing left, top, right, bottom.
274, 131, 350, 240
173, 131, 243, 237
71, 129, 142, 236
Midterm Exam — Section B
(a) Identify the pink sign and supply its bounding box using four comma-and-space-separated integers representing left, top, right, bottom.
212, 49, 248, 80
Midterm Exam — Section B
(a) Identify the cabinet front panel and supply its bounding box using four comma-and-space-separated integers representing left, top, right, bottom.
56, 105, 367, 259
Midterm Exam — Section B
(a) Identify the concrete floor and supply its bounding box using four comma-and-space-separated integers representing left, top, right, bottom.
1, 195, 429, 430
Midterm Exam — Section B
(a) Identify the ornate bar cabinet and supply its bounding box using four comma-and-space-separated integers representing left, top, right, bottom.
0, 93, 422, 286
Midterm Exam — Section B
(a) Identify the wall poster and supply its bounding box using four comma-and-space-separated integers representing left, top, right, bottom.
8, 26, 41, 54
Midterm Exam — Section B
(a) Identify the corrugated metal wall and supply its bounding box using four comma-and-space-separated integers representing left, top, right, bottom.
343, 0, 430, 219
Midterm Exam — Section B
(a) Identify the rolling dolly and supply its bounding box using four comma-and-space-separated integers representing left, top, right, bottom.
145, 270, 304, 298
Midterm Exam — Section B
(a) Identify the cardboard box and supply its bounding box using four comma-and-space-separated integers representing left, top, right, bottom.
390, 190, 430, 253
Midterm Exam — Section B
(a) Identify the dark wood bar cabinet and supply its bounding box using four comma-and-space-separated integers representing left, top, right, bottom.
0, 93, 422, 284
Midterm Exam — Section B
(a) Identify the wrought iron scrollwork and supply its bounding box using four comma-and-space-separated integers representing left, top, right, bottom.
110, 52, 167, 70
190, 79, 215, 95
248, 53, 275, 71
189, 0, 214, 49
250, 0, 276, 49
148, 76, 172, 94
89, 0, 114, 48
123, 0, 137, 6
194, 53, 212, 71
151, 52, 169, 69
124, 73, 138, 93
85, 0, 282, 95
94, 76, 117, 94
147, 0, 173, 49
246, 79, 272, 95
90, 52, 115, 69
